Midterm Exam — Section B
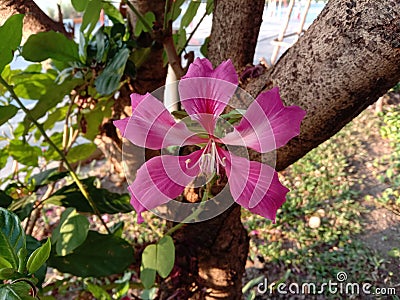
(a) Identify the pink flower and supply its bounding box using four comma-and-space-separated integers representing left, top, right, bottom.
114, 58, 306, 223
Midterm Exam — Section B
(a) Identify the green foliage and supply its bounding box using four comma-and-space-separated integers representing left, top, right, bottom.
46, 177, 132, 214
22, 31, 80, 62
95, 48, 130, 95
0, 14, 24, 72
0, 104, 18, 126
52, 208, 89, 256
0, 208, 26, 269
140, 235, 175, 289
0, 281, 35, 300
26, 238, 51, 274
134, 12, 156, 36
48, 231, 134, 277
71, 0, 89, 12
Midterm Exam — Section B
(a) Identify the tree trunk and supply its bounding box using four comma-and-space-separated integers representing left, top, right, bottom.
0, 0, 69, 42
208, 0, 265, 70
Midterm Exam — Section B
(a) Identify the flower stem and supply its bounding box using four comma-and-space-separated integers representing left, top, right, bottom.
0, 76, 111, 234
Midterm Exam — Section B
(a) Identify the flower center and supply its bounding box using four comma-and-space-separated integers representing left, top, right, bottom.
199, 140, 225, 177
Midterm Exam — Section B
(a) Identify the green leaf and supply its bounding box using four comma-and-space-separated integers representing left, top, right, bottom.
81, 0, 103, 35
134, 11, 155, 36
180, 1, 200, 28
0, 105, 18, 126
0, 268, 18, 280
140, 244, 157, 289
8, 140, 42, 167
0, 190, 13, 208
52, 208, 89, 256
66, 143, 97, 163
156, 236, 175, 278
26, 235, 47, 286
22, 78, 82, 134
0, 14, 24, 72
206, 0, 214, 15
29, 168, 69, 189
12, 72, 55, 100
86, 282, 112, 300
22, 31, 79, 62
46, 177, 132, 214
72, 0, 89, 12
103, 2, 124, 24
200, 36, 209, 57
95, 48, 130, 95
0, 282, 35, 300
0, 208, 26, 269
0, 257, 13, 269
48, 231, 134, 277
140, 236, 175, 288
26, 238, 51, 274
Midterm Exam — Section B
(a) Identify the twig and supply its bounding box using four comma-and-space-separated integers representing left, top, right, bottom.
0, 76, 111, 234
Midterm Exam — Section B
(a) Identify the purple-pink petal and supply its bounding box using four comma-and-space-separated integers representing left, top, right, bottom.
220, 148, 289, 221
128, 150, 203, 223
113, 92, 204, 150
179, 58, 238, 134
221, 87, 306, 153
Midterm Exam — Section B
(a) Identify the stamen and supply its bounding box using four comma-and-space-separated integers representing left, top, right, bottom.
185, 159, 191, 168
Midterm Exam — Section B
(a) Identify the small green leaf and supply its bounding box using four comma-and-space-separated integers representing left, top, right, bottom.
46, 177, 132, 214
48, 231, 134, 277
72, 0, 89, 12
180, 1, 200, 28
22, 78, 83, 134
0, 257, 12, 269
140, 244, 157, 289
388, 247, 400, 258
0, 105, 18, 126
140, 268, 156, 290
8, 140, 42, 167
140, 237, 175, 288
52, 208, 89, 256
22, 31, 79, 62
0, 268, 18, 280
81, 0, 103, 34
0, 208, 26, 269
29, 168, 69, 189
26, 238, 51, 274
95, 48, 130, 95
156, 236, 175, 278
85, 282, 112, 300
0, 281, 35, 300
200, 36, 209, 57
134, 11, 155, 36
66, 143, 97, 163
0, 14, 24, 72
103, 2, 124, 24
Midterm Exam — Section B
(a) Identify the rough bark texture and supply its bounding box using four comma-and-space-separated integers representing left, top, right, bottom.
127, 0, 167, 94
208, 0, 265, 70
0, 0, 69, 42
246, 0, 400, 171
